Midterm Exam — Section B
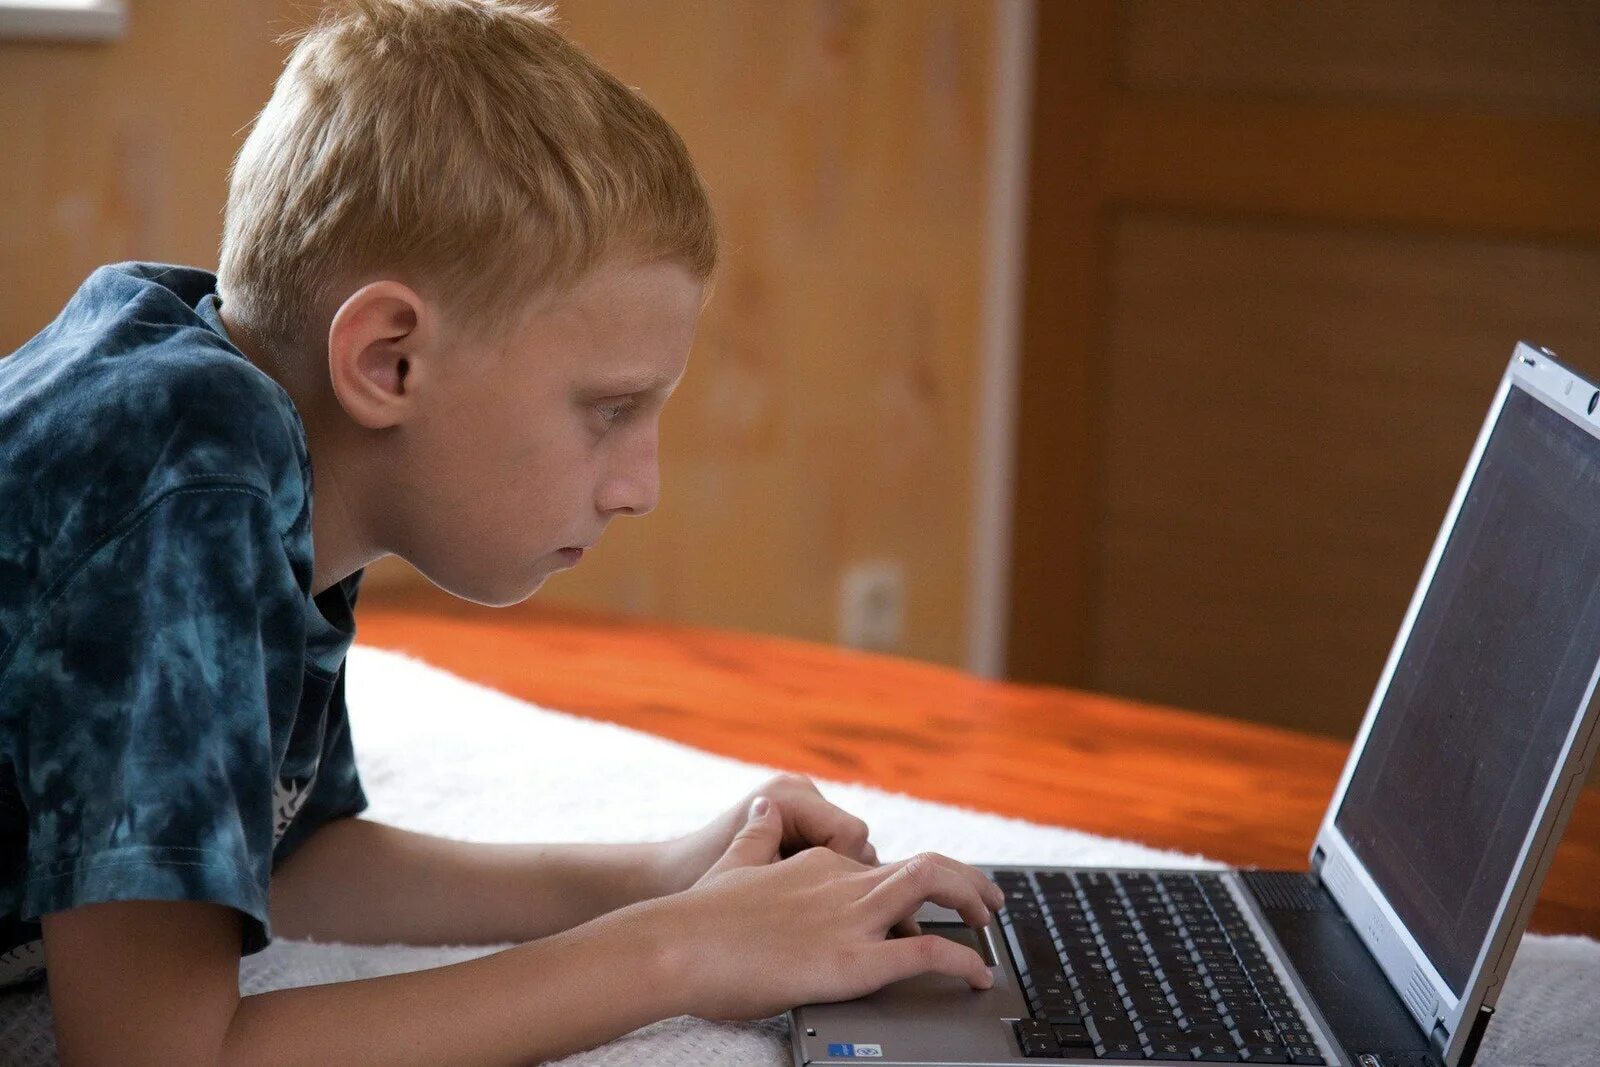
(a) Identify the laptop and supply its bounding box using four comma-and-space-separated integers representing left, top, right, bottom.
789, 342, 1600, 1067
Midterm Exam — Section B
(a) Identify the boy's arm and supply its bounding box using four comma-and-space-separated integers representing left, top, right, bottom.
43, 894, 687, 1067
269, 816, 675, 945
43, 794, 1001, 1066
271, 772, 884, 946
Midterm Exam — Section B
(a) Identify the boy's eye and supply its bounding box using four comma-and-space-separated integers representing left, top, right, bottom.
595, 398, 637, 426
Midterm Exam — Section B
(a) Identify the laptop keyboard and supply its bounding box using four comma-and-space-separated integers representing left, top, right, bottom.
995, 870, 1326, 1063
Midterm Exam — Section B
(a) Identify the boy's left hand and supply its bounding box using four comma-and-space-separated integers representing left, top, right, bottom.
655, 772, 880, 895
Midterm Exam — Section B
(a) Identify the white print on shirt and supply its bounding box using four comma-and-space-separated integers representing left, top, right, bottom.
273, 772, 317, 846
0, 937, 43, 986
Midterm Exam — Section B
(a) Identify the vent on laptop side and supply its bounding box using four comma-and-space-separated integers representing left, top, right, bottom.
1241, 870, 1334, 911
1401, 964, 1440, 1022
1321, 850, 1359, 907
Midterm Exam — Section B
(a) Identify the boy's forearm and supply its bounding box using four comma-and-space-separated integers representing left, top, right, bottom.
270, 817, 673, 946
224, 894, 693, 1067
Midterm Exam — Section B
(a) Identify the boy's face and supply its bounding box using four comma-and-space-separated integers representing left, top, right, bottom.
389, 257, 702, 606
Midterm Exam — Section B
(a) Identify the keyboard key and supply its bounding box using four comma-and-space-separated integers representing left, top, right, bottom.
1182, 1026, 1233, 1048
1015, 1020, 1061, 1057
1234, 1027, 1281, 1046
1239, 1048, 1290, 1064
1084, 988, 1123, 1013
1191, 1043, 1245, 1062
1053, 1023, 1094, 1048
1094, 1037, 1142, 1059
1211, 995, 1256, 1020
1283, 1047, 1324, 1065
1008, 923, 1065, 980
1146, 1039, 1192, 1061
1085, 1014, 1138, 1046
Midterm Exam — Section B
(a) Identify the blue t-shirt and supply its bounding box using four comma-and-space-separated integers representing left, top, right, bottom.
0, 262, 369, 989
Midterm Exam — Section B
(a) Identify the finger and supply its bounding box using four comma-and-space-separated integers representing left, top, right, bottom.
863, 854, 1003, 930
784, 792, 873, 864
877, 853, 1005, 916
703, 797, 783, 877
889, 915, 923, 938
865, 933, 994, 991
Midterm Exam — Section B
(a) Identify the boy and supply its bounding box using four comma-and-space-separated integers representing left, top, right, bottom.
0, 1, 1004, 1063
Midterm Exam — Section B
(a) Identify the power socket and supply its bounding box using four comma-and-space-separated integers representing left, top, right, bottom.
838, 561, 905, 652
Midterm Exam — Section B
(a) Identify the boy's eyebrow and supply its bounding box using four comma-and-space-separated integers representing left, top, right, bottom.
584, 370, 680, 396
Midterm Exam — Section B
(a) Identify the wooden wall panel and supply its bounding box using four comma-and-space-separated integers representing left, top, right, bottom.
0, 1, 1000, 667
0, 1, 304, 347
1012, 1, 1600, 751
1006, 0, 1116, 686
1097, 216, 1600, 734
1121, 0, 1600, 116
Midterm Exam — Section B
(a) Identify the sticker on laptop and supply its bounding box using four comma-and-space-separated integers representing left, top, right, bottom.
826, 1043, 884, 1058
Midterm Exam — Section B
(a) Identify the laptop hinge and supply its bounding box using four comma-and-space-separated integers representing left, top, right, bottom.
1310, 846, 1327, 879
1429, 1020, 1451, 1061
1455, 1006, 1494, 1067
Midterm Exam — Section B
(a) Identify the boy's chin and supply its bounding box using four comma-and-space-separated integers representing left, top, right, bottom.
425, 565, 548, 608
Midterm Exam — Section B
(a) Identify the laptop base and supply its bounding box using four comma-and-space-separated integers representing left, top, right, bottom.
790, 867, 1450, 1067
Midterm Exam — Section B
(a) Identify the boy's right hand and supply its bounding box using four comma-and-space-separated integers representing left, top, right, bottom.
661, 795, 1005, 1022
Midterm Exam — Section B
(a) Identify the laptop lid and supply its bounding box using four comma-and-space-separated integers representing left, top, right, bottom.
1309, 343, 1600, 1066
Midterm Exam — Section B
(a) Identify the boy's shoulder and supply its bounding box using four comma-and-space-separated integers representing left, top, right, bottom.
0, 262, 313, 597
6, 262, 303, 465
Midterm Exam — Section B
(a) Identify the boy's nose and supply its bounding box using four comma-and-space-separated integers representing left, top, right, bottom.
598, 461, 659, 517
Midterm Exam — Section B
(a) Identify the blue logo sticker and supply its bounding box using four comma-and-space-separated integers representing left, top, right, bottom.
826, 1044, 883, 1059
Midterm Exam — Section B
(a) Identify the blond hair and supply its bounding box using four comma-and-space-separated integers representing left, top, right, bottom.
217, 0, 717, 362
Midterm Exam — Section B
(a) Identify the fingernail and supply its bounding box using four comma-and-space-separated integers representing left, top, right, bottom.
751, 797, 770, 818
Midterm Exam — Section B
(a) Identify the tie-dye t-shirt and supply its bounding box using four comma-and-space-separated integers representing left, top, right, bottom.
0, 262, 369, 989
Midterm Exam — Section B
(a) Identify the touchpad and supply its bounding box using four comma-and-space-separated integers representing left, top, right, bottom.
914, 902, 971, 925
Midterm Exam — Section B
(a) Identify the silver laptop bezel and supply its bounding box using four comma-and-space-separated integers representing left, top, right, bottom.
1310, 341, 1600, 1066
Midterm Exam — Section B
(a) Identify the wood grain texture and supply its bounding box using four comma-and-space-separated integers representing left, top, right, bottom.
1098, 218, 1600, 737
1100, 95, 1600, 242
1010, 1, 1600, 752
353, 587, 1600, 938
0, 0, 304, 347
1121, 0, 1600, 117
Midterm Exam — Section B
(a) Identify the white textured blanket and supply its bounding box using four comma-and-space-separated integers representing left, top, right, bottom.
2, 645, 1595, 1065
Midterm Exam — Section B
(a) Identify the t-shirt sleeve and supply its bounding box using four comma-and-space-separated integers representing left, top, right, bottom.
271, 659, 369, 865
2, 481, 306, 955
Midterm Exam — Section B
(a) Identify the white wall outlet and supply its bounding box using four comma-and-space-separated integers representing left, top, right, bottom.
838, 560, 905, 652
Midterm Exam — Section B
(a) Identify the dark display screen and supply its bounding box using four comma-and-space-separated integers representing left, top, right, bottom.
1335, 385, 1600, 994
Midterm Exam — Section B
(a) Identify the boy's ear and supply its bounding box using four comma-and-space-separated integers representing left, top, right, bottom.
325, 280, 432, 430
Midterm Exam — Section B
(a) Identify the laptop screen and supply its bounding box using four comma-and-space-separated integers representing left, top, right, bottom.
1334, 383, 1600, 996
